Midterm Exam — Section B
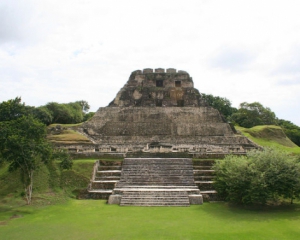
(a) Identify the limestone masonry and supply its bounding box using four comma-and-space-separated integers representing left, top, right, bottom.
76, 68, 258, 156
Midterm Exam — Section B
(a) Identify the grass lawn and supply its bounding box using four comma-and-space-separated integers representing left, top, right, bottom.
1, 200, 300, 240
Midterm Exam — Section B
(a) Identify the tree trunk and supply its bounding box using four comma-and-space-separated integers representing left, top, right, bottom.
25, 170, 34, 205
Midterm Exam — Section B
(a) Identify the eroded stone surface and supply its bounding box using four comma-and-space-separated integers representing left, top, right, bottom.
71, 68, 259, 155
108, 69, 201, 107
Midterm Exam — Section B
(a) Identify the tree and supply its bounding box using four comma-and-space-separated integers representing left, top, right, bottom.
44, 101, 92, 124
201, 93, 237, 120
76, 100, 90, 113
278, 119, 300, 147
0, 115, 52, 204
0, 97, 29, 121
32, 106, 53, 125
213, 148, 300, 205
0, 97, 73, 204
231, 102, 277, 128
248, 149, 300, 204
45, 102, 74, 124
83, 112, 95, 121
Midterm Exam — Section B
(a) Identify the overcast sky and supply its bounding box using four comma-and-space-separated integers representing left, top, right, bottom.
1, 0, 300, 125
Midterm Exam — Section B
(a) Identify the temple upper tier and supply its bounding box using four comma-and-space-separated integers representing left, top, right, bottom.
108, 68, 205, 107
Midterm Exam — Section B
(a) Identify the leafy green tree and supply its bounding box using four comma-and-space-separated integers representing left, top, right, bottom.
45, 102, 74, 124
278, 119, 300, 146
202, 93, 237, 120
53, 149, 73, 170
0, 97, 29, 121
44, 101, 92, 124
32, 106, 53, 125
213, 155, 254, 204
76, 100, 90, 113
0, 97, 73, 204
213, 148, 300, 205
67, 102, 84, 123
231, 102, 277, 128
248, 149, 300, 204
83, 112, 95, 121
0, 115, 52, 204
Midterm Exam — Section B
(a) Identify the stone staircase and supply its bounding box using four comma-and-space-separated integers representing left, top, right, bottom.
120, 190, 190, 206
86, 160, 122, 199
193, 159, 222, 201
109, 158, 202, 206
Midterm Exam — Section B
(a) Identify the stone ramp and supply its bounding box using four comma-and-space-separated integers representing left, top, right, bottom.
108, 158, 203, 206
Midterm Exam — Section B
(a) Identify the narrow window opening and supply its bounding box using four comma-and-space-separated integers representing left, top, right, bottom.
156, 80, 163, 87
175, 80, 181, 87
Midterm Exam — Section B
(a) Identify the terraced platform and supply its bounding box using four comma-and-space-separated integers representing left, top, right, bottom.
108, 158, 203, 206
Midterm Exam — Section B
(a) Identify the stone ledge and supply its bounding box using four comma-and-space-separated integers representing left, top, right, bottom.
189, 194, 203, 205
108, 194, 122, 204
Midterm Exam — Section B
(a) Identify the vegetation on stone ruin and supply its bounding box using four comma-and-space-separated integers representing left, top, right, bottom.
213, 148, 300, 205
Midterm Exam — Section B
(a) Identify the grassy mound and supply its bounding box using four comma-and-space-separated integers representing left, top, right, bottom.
47, 129, 91, 144
236, 125, 300, 154
47, 123, 92, 144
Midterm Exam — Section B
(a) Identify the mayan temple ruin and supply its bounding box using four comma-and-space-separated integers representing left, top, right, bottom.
78, 68, 257, 156
77, 68, 259, 206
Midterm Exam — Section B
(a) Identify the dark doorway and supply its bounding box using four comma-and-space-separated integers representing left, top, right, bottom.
156, 99, 163, 107
156, 80, 163, 87
177, 100, 184, 107
175, 81, 181, 87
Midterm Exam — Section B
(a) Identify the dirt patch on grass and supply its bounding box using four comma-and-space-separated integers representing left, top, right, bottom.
10, 214, 23, 219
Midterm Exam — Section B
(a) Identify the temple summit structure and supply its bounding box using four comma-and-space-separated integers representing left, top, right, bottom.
77, 68, 258, 157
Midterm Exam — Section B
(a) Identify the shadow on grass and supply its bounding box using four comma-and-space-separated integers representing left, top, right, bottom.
200, 201, 300, 222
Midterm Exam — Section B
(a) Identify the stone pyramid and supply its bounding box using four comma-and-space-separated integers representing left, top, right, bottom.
79, 68, 258, 156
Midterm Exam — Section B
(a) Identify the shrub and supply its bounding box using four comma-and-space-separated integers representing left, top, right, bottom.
213, 148, 300, 205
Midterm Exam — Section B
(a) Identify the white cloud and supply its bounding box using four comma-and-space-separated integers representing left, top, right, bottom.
1, 0, 300, 125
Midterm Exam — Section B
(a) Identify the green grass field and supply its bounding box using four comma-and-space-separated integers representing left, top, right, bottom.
1, 200, 300, 240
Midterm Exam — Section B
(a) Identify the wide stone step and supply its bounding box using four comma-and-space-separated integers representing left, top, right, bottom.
193, 160, 216, 166
98, 166, 122, 170
120, 202, 190, 207
120, 172, 193, 175
95, 176, 121, 181
194, 175, 215, 181
123, 159, 192, 164
193, 170, 215, 176
117, 183, 194, 187
194, 181, 214, 191
200, 190, 223, 201
97, 170, 121, 177
120, 191, 190, 206
121, 164, 193, 167
88, 189, 113, 193
193, 166, 212, 170
91, 180, 118, 189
